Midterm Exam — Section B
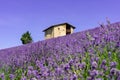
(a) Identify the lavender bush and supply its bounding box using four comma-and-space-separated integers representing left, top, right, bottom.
0, 22, 120, 80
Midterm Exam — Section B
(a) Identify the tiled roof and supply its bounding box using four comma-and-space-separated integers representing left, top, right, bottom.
43, 23, 76, 32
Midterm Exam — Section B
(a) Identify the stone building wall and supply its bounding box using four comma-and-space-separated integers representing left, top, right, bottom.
45, 28, 53, 39
53, 24, 66, 38
44, 23, 75, 39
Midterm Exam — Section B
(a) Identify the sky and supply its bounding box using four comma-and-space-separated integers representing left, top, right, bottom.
0, 0, 120, 49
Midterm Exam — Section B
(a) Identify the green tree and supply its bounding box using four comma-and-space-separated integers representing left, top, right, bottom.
20, 31, 33, 44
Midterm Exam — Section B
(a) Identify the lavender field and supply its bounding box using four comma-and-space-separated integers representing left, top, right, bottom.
0, 22, 120, 80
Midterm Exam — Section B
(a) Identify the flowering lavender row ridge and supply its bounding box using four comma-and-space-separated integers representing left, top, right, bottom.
0, 22, 120, 79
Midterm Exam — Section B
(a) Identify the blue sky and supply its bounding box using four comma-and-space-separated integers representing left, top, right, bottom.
0, 0, 120, 49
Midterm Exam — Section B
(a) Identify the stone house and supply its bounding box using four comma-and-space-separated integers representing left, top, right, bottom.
43, 23, 76, 39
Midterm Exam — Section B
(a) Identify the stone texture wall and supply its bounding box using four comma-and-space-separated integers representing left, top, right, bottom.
71, 27, 74, 33
45, 24, 74, 39
53, 24, 66, 38
45, 28, 53, 39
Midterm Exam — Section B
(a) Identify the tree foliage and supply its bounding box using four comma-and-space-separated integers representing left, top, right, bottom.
20, 31, 33, 44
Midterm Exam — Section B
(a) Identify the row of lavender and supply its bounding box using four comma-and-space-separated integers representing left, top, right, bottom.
0, 22, 120, 79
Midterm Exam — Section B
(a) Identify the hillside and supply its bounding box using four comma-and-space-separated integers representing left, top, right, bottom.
0, 22, 120, 80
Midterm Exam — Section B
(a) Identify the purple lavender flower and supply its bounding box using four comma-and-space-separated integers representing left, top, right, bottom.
40, 66, 48, 73
101, 60, 106, 65
36, 75, 41, 79
42, 70, 49, 77
108, 51, 112, 57
9, 74, 15, 80
70, 74, 77, 80
63, 77, 68, 80
116, 42, 120, 48
117, 76, 120, 80
117, 70, 120, 76
78, 62, 86, 69
91, 61, 98, 70
28, 66, 34, 71
0, 73, 5, 80
30, 77, 37, 80
95, 57, 99, 62
89, 70, 98, 78
32, 70, 38, 77
27, 70, 32, 76
64, 63, 70, 71
110, 61, 117, 68
55, 67, 62, 76
90, 57, 95, 63
87, 76, 92, 80
35, 60, 40, 67
21, 76, 27, 80
103, 66, 108, 71
100, 60, 107, 69
99, 71, 104, 76
96, 78, 102, 80
110, 68, 117, 75
69, 59, 74, 66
